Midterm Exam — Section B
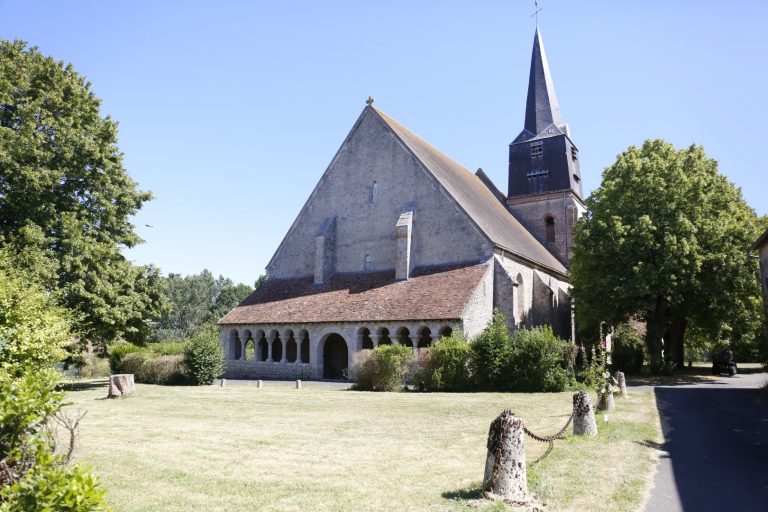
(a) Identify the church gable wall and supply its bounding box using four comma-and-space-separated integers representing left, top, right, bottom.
459, 262, 494, 338
267, 110, 492, 279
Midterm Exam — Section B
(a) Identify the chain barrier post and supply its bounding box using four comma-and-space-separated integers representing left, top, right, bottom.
483, 410, 530, 504
614, 371, 627, 398
572, 390, 598, 436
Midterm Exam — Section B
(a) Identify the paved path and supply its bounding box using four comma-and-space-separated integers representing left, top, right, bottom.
643, 372, 768, 512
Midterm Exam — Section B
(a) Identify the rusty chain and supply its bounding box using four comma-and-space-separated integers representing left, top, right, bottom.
522, 411, 574, 444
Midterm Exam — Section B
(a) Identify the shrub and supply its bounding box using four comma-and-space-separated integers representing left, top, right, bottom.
108, 343, 150, 374
509, 326, 572, 392
419, 335, 473, 391
352, 344, 413, 391
471, 310, 514, 390
0, 369, 107, 511
118, 353, 187, 385
147, 341, 187, 356
610, 323, 645, 373
183, 325, 224, 385
77, 354, 110, 379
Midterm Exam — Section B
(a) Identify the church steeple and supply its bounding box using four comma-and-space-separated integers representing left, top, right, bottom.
506, 24, 585, 266
524, 26, 563, 136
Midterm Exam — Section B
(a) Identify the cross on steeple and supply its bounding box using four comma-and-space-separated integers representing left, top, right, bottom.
530, 0, 543, 25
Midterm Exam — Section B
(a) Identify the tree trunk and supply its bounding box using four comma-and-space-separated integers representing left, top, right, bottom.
483, 410, 529, 504
670, 316, 687, 369
108, 374, 135, 399
572, 391, 598, 436
646, 298, 668, 373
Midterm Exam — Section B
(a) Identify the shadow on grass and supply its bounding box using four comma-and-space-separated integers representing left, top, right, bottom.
442, 482, 484, 501
58, 379, 109, 392
633, 438, 666, 451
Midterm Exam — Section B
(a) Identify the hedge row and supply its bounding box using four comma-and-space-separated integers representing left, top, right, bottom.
353, 310, 577, 392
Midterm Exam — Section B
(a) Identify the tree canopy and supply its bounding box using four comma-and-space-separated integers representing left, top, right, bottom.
0, 40, 165, 350
153, 270, 253, 340
571, 140, 763, 369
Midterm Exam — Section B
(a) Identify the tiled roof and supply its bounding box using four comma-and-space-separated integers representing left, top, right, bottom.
373, 107, 568, 275
219, 263, 489, 326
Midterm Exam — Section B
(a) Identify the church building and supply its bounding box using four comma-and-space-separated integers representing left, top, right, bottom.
219, 27, 585, 380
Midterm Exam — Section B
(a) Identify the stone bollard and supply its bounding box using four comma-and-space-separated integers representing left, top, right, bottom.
483, 410, 529, 504
220, 379, 227, 387
296, 379, 302, 389
572, 391, 598, 436
614, 371, 627, 398
596, 390, 615, 412
257, 380, 263, 389
107, 374, 135, 399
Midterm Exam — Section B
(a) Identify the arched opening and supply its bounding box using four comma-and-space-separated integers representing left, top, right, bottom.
545, 215, 555, 243
229, 330, 241, 360
323, 334, 348, 379
359, 327, 373, 350
417, 327, 432, 349
258, 332, 269, 361
377, 327, 391, 346
397, 327, 412, 348
285, 330, 297, 363
439, 326, 453, 338
299, 330, 310, 363
272, 332, 283, 362
244, 336, 255, 361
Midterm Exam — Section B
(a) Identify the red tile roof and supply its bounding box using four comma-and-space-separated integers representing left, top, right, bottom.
218, 263, 489, 325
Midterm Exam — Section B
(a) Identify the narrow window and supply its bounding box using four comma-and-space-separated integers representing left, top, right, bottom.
371, 181, 378, 204
530, 141, 543, 158
571, 147, 578, 161
364, 254, 373, 271
545, 216, 555, 243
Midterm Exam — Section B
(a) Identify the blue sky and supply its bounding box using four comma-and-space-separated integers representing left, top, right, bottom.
1, 1, 766, 285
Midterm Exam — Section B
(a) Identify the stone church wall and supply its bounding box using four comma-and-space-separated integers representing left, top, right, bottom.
267, 110, 493, 280
507, 191, 585, 264
460, 262, 494, 338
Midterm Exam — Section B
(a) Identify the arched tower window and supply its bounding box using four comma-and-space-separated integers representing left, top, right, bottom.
364, 254, 373, 272
545, 215, 555, 243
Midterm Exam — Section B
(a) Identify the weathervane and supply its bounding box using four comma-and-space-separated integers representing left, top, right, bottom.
531, 0, 543, 24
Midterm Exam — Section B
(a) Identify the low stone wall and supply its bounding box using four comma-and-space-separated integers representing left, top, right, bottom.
224, 360, 316, 380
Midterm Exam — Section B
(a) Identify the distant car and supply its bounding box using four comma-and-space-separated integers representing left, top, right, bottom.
712, 349, 737, 376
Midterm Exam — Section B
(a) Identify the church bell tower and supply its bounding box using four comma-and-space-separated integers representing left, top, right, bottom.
507, 26, 585, 265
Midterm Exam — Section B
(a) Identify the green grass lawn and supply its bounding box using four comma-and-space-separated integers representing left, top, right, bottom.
63, 381, 662, 512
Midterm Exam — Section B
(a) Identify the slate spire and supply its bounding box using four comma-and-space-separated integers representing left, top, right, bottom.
524, 26, 563, 135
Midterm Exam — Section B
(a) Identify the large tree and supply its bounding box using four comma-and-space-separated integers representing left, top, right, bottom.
154, 270, 253, 339
0, 40, 165, 350
571, 140, 762, 370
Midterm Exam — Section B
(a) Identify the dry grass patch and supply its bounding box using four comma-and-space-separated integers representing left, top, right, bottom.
63, 381, 661, 512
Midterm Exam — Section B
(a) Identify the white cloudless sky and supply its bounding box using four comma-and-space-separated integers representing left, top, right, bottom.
1, 0, 766, 285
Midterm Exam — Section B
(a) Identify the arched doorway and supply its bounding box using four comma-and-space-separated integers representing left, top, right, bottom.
323, 334, 348, 379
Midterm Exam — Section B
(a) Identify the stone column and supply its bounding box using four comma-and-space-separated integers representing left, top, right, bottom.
267, 337, 273, 362
240, 338, 246, 361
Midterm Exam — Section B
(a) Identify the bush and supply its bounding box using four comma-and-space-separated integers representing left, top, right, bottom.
471, 310, 514, 390
118, 353, 187, 385
183, 325, 224, 385
108, 343, 150, 374
0, 369, 107, 511
352, 344, 413, 391
610, 323, 645, 373
419, 335, 473, 391
509, 326, 572, 392
147, 341, 188, 356
77, 354, 110, 379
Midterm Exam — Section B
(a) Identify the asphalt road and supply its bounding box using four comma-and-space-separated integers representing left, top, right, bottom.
644, 372, 768, 512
